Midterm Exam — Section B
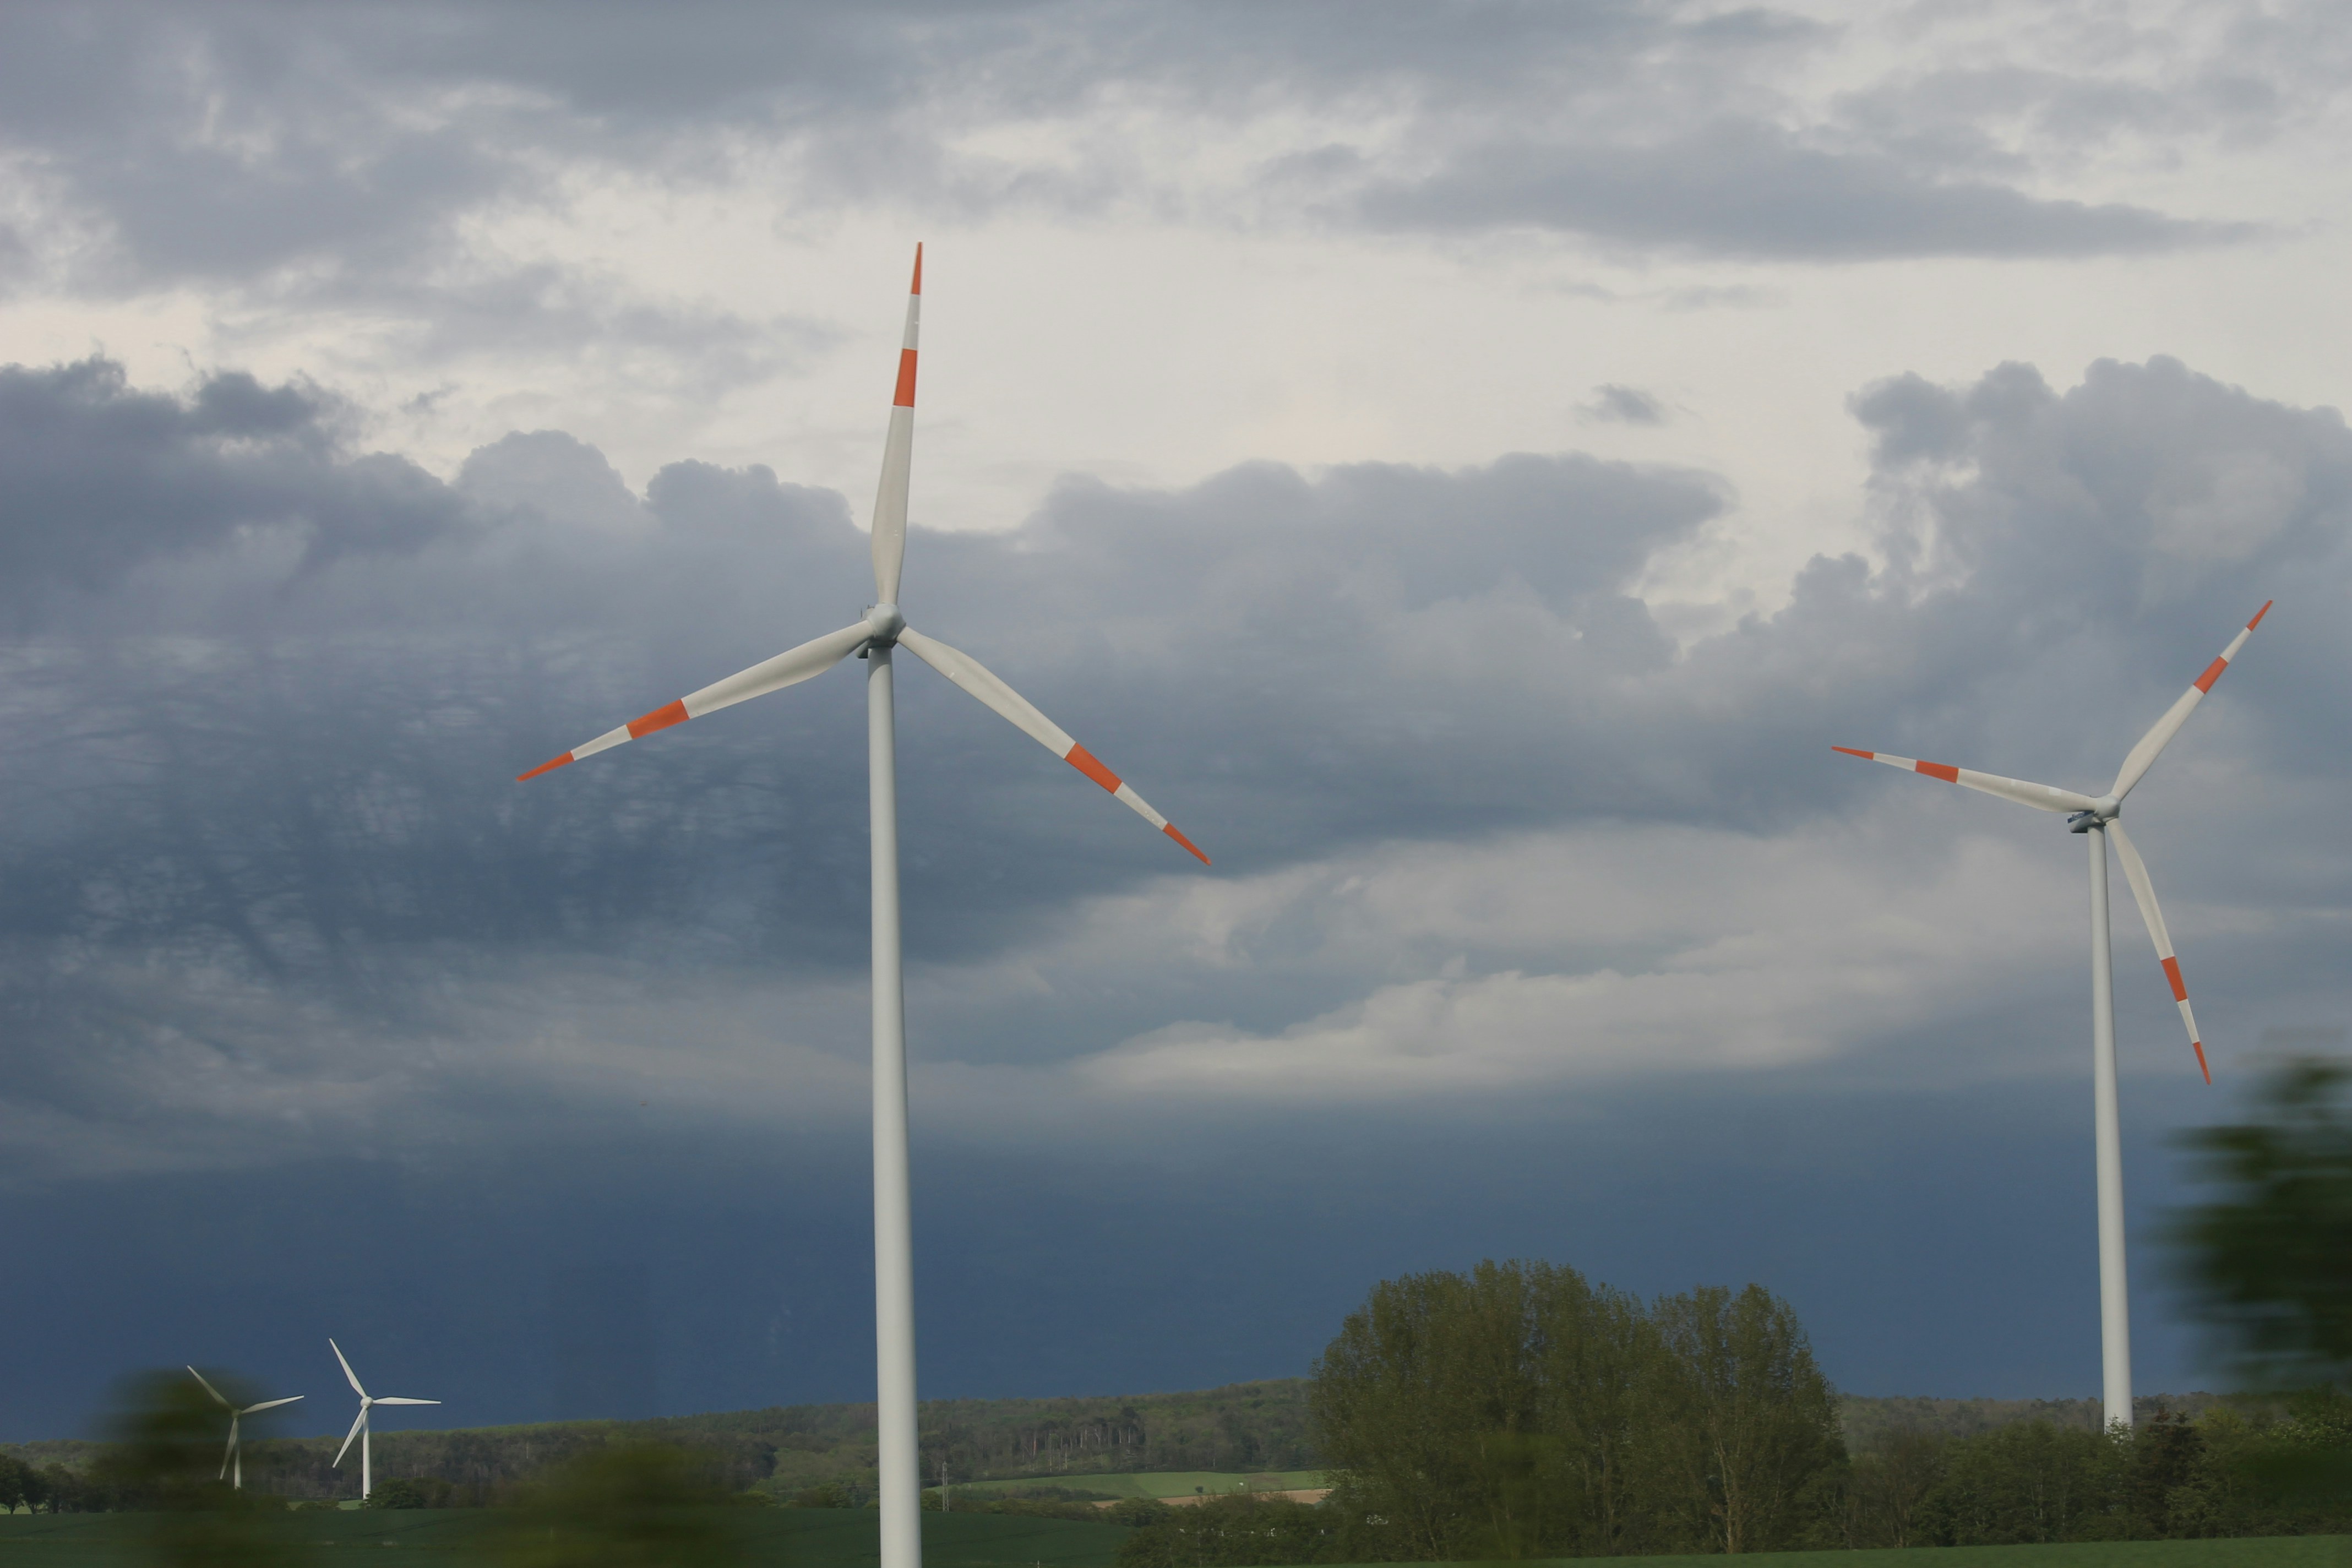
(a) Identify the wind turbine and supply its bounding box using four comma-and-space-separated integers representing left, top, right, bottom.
329, 1338, 440, 1501
185, 1367, 301, 1490
514, 246, 1210, 1568
1836, 601, 2269, 1431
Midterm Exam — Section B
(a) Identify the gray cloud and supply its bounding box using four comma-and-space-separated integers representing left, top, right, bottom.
1583, 383, 1667, 425
0, 0, 2269, 307
1353, 124, 2250, 259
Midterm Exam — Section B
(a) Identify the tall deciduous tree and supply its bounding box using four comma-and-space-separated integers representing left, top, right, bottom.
1309, 1260, 1841, 1558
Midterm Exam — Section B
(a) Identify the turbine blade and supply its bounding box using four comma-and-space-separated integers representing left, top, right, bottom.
333, 1409, 367, 1468
897, 627, 1210, 864
330, 1338, 367, 1399
872, 243, 921, 603
240, 1395, 304, 1414
1831, 747, 2096, 813
187, 1366, 232, 1409
371, 1397, 441, 1406
220, 1418, 237, 1482
2111, 601, 2271, 801
517, 621, 871, 781
2108, 820, 2212, 1084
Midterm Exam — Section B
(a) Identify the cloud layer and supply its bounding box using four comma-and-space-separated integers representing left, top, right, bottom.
1, 349, 2345, 1187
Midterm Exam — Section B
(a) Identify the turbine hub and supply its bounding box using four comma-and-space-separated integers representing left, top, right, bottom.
2067, 798, 2121, 834
865, 602, 905, 645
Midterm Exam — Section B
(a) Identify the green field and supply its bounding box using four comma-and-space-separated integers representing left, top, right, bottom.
2, 1513, 2343, 1567
938, 1470, 1326, 1501
1602, 1540, 2351, 1566
0, 1507, 1126, 1567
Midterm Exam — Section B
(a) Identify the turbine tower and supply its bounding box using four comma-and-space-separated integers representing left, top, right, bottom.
186, 1367, 301, 1490
1836, 601, 2269, 1431
515, 246, 1210, 1568
329, 1339, 440, 1501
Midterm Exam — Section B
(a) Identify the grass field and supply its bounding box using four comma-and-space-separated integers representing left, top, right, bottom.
938, 1470, 1327, 1501
2, 1513, 2343, 1566
1598, 1540, 2351, 1565
0, 1506, 1126, 1567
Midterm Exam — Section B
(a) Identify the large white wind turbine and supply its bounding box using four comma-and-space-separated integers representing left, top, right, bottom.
329, 1338, 439, 1501
515, 247, 1210, 1568
1836, 601, 2269, 1431
186, 1367, 301, 1490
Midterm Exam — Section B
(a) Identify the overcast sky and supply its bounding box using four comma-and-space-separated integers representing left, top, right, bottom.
4, 0, 2350, 1442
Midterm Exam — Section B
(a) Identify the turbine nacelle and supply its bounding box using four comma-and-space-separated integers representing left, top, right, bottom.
865, 602, 906, 645
2067, 797, 2122, 832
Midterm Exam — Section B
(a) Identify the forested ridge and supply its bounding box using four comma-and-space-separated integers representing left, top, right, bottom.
1, 1379, 1319, 1504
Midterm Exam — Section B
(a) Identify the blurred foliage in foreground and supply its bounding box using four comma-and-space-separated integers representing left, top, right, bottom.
489, 1445, 748, 1568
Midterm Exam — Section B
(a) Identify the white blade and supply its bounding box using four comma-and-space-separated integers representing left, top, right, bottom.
872, 244, 921, 603
1831, 747, 2096, 813
186, 1366, 232, 1411
2111, 601, 2271, 801
2106, 820, 2212, 1085
372, 1397, 440, 1406
329, 1338, 367, 1400
333, 1408, 367, 1468
239, 1395, 304, 1415
518, 620, 871, 781
897, 627, 1210, 864
220, 1416, 237, 1482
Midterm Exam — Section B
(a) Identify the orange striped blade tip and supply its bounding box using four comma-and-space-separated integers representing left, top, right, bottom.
628, 699, 688, 738
2193, 657, 2229, 693
1831, 746, 1875, 760
517, 753, 573, 782
2247, 600, 2272, 630
2193, 1040, 2211, 1085
910, 242, 922, 295
2160, 955, 2189, 1003
1065, 743, 1121, 793
1914, 760, 1959, 782
1163, 823, 1210, 865
894, 349, 917, 408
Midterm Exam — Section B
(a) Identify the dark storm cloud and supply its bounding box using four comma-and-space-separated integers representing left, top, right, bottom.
0, 358, 468, 600
2, 349, 2349, 1174
0, 1, 2262, 296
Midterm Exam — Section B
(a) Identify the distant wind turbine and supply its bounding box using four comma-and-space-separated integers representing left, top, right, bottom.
1836, 601, 2270, 1431
329, 1338, 439, 1500
515, 246, 1210, 1568
186, 1367, 301, 1490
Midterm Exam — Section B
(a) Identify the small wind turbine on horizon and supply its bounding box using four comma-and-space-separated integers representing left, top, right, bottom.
1836, 601, 2270, 1433
329, 1338, 439, 1501
514, 246, 1210, 1568
186, 1367, 301, 1490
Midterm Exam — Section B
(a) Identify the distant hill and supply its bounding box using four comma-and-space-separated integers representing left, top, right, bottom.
2, 1379, 1319, 1503
4, 1379, 2230, 1502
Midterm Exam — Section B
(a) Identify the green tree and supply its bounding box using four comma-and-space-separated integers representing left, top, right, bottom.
1915, 1420, 2120, 1545
2173, 1059, 2352, 1391
0, 1452, 35, 1513
495, 1445, 743, 1568
1651, 1284, 1844, 1554
1310, 1259, 1841, 1559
